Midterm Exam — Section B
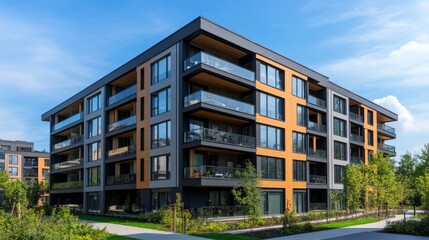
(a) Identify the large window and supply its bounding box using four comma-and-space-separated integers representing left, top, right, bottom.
292, 76, 306, 99
258, 62, 284, 89
87, 192, 100, 213
258, 156, 284, 180
151, 121, 171, 149
293, 160, 307, 181
367, 130, 374, 146
333, 95, 346, 114
151, 55, 171, 84
151, 191, 171, 210
334, 141, 347, 160
258, 124, 284, 150
44, 159, 50, 167
292, 132, 306, 154
293, 191, 307, 213
367, 110, 374, 125
87, 167, 100, 186
151, 155, 170, 180
258, 92, 284, 120
297, 105, 307, 126
9, 155, 18, 165
88, 141, 101, 162
151, 87, 171, 116
333, 118, 347, 137
88, 93, 101, 113
263, 191, 284, 214
140, 158, 144, 181
88, 117, 101, 138
334, 165, 344, 183
9, 167, 18, 176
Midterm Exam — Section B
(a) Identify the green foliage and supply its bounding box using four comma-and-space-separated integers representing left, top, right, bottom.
3, 178, 28, 217
0, 171, 8, 188
343, 164, 364, 212
384, 216, 429, 236
417, 172, 429, 210
231, 160, 263, 226
27, 178, 48, 206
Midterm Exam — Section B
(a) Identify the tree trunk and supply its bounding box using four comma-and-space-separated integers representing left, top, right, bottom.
11, 202, 15, 216
17, 202, 21, 220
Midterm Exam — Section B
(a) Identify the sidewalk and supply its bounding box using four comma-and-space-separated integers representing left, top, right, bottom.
87, 221, 208, 240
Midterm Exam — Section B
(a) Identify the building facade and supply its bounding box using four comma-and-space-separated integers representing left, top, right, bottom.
42, 17, 397, 215
0, 139, 50, 204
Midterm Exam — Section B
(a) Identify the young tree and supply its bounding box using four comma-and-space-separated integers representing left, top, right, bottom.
343, 164, 364, 213
0, 171, 8, 188
231, 161, 263, 227
417, 172, 429, 210
27, 179, 48, 206
396, 152, 419, 208
4, 179, 28, 218
416, 144, 429, 177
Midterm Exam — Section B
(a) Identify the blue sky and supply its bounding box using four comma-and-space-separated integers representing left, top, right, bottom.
1, 0, 428, 160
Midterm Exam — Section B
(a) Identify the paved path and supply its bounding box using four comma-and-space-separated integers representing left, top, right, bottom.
87, 221, 208, 240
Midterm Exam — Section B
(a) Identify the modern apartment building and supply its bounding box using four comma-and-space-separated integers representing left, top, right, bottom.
0, 139, 50, 204
41, 17, 397, 215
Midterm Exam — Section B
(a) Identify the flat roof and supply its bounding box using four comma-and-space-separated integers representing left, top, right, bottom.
42, 16, 397, 120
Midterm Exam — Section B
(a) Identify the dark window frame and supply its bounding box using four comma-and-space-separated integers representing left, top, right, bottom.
151, 121, 171, 149
151, 154, 171, 180
151, 87, 171, 116
293, 160, 307, 181
292, 76, 306, 99
151, 55, 171, 85
258, 91, 285, 121
258, 61, 284, 90
258, 156, 284, 180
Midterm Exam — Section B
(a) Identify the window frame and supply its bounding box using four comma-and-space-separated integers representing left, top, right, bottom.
258, 91, 284, 121
333, 95, 346, 115
292, 76, 306, 99
151, 55, 171, 85
9, 155, 18, 165
88, 93, 101, 113
258, 124, 284, 150
258, 156, 284, 180
151, 87, 171, 116
293, 160, 307, 181
87, 166, 100, 186
292, 131, 307, 154
151, 155, 171, 180
88, 116, 101, 138
258, 61, 284, 90
88, 141, 101, 162
151, 121, 171, 149
334, 141, 347, 160
334, 165, 344, 183
367, 110, 374, 125
333, 117, 347, 137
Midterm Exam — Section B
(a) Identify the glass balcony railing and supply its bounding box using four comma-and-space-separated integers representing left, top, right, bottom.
350, 155, 364, 164
108, 115, 136, 132
52, 158, 82, 170
106, 173, 136, 185
350, 133, 364, 143
184, 52, 255, 82
309, 175, 327, 184
184, 165, 244, 179
349, 112, 364, 123
307, 148, 327, 158
308, 95, 326, 108
378, 143, 396, 153
184, 128, 255, 148
307, 121, 327, 133
53, 112, 83, 131
108, 84, 137, 106
53, 135, 83, 150
52, 180, 83, 190
309, 203, 327, 211
377, 123, 396, 134
108, 145, 135, 158
184, 91, 255, 115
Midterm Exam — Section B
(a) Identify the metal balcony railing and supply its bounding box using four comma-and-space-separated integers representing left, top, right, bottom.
108, 84, 136, 106
307, 148, 327, 158
184, 165, 244, 179
51, 158, 82, 170
309, 175, 327, 184
309, 203, 327, 211
350, 155, 364, 164
53, 112, 83, 131
53, 135, 83, 150
377, 123, 396, 134
378, 143, 396, 153
350, 133, 364, 143
184, 128, 255, 148
349, 112, 364, 123
106, 173, 136, 185
108, 115, 136, 132
308, 95, 326, 108
108, 145, 135, 158
307, 121, 327, 133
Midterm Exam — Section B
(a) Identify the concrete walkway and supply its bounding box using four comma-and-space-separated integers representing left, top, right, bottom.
87, 221, 208, 240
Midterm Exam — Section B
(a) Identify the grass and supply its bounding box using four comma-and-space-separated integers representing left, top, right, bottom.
313, 217, 380, 230
79, 215, 167, 231
193, 233, 257, 240
107, 235, 136, 240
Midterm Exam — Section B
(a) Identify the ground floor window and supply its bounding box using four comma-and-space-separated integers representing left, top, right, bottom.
87, 192, 100, 213
263, 190, 283, 214
151, 191, 170, 210
293, 190, 307, 213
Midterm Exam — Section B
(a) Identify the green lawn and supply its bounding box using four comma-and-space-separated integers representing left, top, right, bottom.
193, 233, 257, 240
107, 235, 136, 240
79, 215, 167, 231
313, 218, 380, 230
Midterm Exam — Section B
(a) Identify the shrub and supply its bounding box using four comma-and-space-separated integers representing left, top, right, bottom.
384, 216, 429, 236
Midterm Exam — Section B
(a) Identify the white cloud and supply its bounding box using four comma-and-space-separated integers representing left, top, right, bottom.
373, 96, 414, 132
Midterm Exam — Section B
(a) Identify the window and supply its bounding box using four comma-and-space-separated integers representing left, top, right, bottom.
140, 97, 145, 120
9, 155, 18, 165
87, 192, 100, 213
88, 167, 100, 186
293, 191, 306, 213
151, 155, 170, 180
334, 141, 347, 160
0, 145, 11, 151
44, 159, 50, 167
263, 191, 284, 214
9, 167, 18, 176
140, 128, 145, 150
88, 93, 101, 113
140, 68, 145, 90
88, 141, 101, 162
17, 147, 31, 152
258, 62, 284, 89
140, 159, 144, 181
151, 121, 171, 148
258, 156, 284, 180
292, 76, 306, 99
258, 124, 284, 150
151, 191, 171, 210
333, 95, 346, 114
367, 110, 373, 125
292, 132, 306, 154
293, 160, 307, 181
151, 55, 171, 84
333, 118, 346, 137
42, 169, 49, 178
334, 165, 344, 183
297, 105, 307, 126
151, 88, 171, 116
367, 130, 374, 146
368, 150, 374, 162
88, 117, 101, 138
258, 92, 284, 120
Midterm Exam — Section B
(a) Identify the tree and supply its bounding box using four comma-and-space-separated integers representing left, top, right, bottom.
343, 164, 364, 212
3, 179, 28, 219
231, 161, 263, 227
0, 171, 8, 188
416, 144, 429, 177
396, 152, 419, 208
27, 179, 48, 206
417, 172, 429, 210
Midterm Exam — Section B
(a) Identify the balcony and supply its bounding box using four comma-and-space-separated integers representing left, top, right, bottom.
309, 203, 327, 211
108, 145, 135, 158
349, 112, 364, 123
184, 52, 255, 82
108, 115, 136, 132
378, 123, 396, 135
108, 84, 136, 106
184, 91, 255, 115
350, 155, 364, 164
106, 173, 136, 185
350, 133, 364, 143
24, 161, 38, 168
184, 128, 255, 148
184, 165, 244, 179
309, 175, 327, 184
53, 135, 83, 150
191, 206, 247, 219
52, 180, 83, 190
378, 143, 396, 153
308, 95, 326, 108
51, 158, 82, 171
307, 121, 327, 133
307, 148, 327, 159
24, 171, 38, 178
53, 112, 83, 131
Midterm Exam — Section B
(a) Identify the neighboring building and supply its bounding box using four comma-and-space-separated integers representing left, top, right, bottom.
41, 17, 397, 215
0, 139, 50, 204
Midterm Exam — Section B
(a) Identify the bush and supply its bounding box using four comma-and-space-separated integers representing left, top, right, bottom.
283, 222, 313, 235
384, 216, 429, 236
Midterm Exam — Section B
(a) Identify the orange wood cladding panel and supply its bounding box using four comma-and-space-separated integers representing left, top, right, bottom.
361, 105, 378, 164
